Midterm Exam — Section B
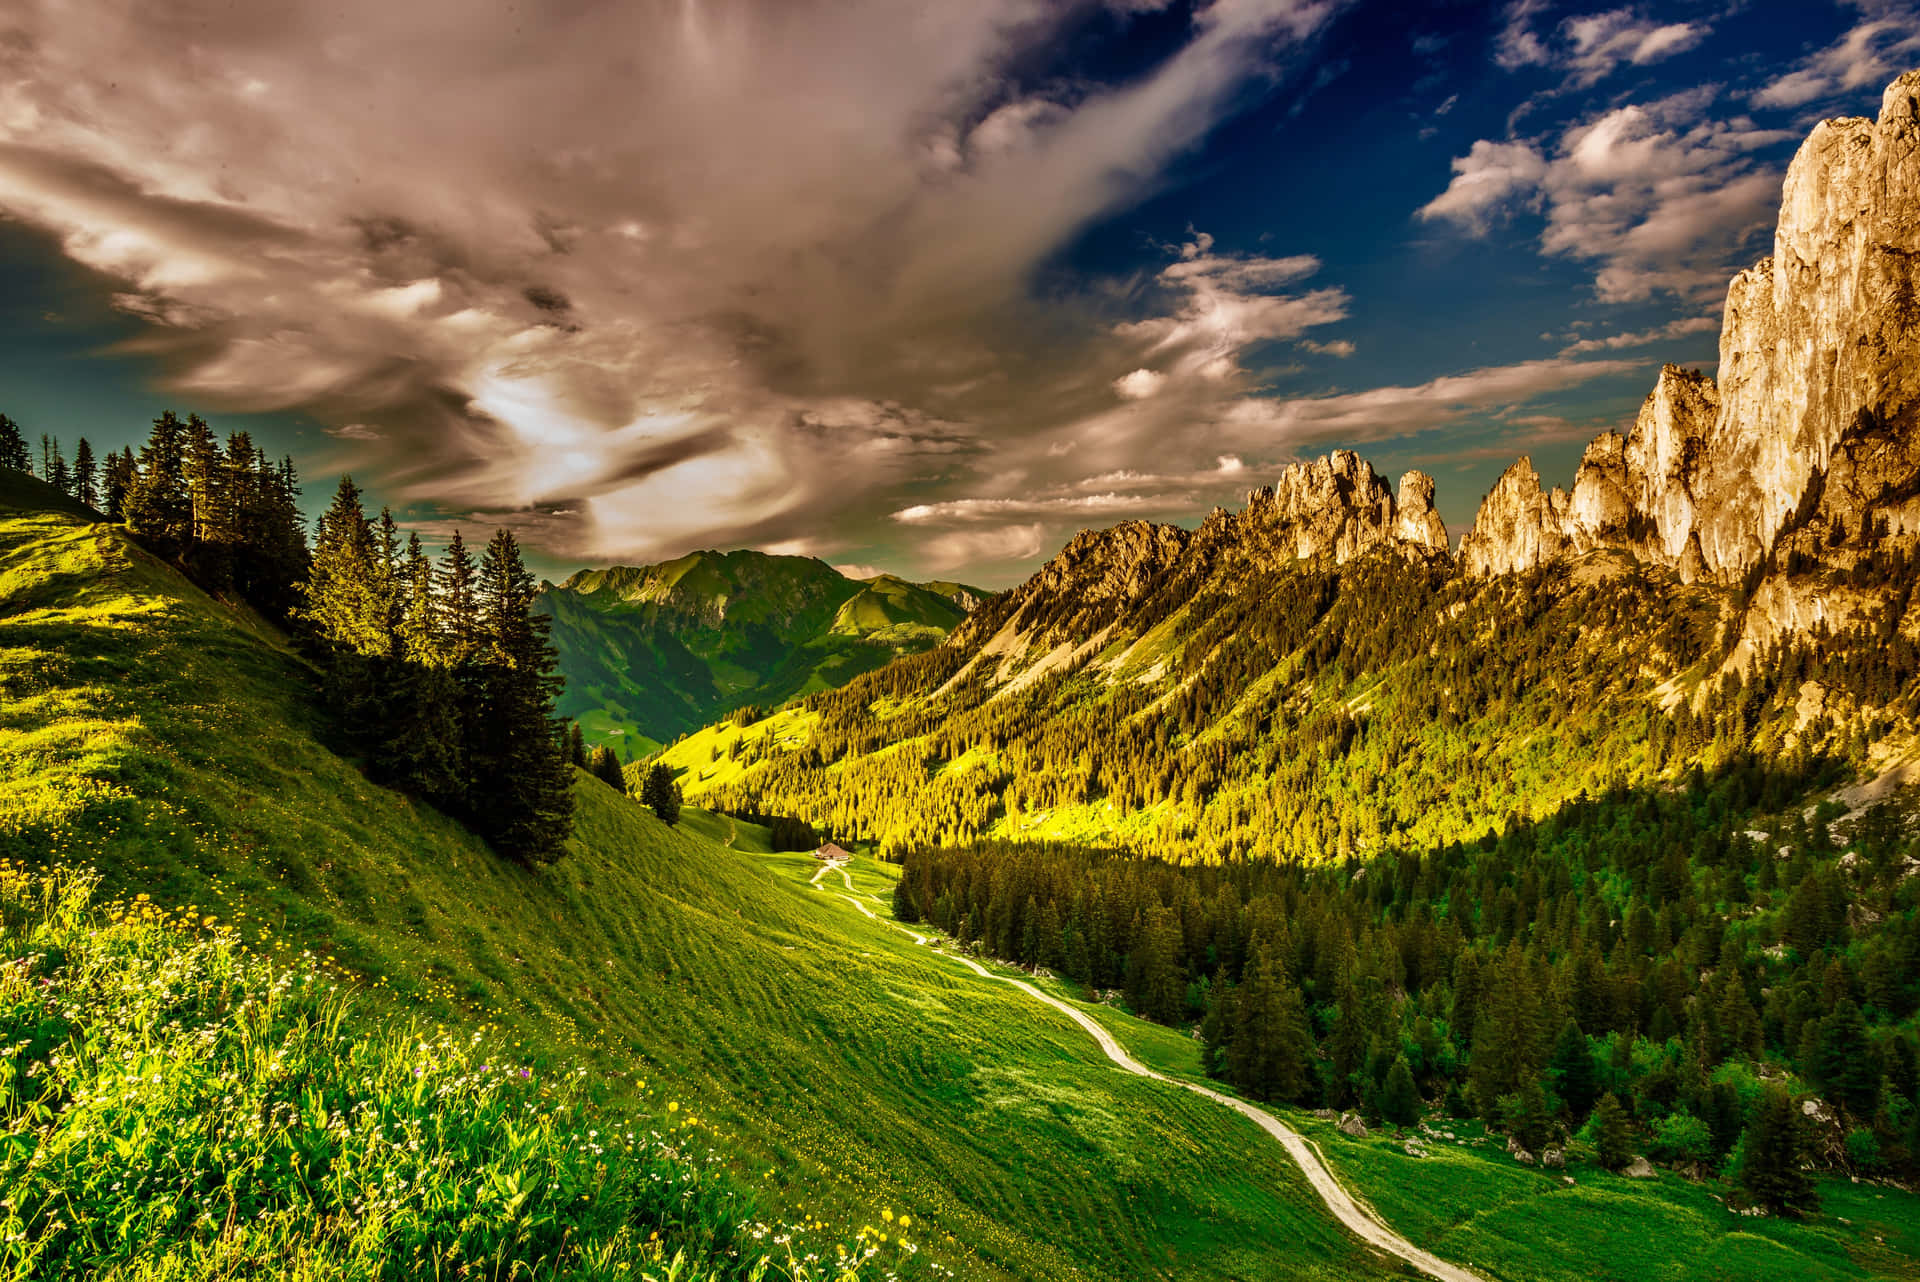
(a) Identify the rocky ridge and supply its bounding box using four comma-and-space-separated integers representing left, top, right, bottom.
1462, 70, 1920, 584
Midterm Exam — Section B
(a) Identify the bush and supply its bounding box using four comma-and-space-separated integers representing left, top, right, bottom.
1846, 1128, 1884, 1172
1648, 1111, 1715, 1166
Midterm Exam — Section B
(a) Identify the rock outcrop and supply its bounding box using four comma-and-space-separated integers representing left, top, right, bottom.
1238, 450, 1449, 563
1464, 71, 1920, 585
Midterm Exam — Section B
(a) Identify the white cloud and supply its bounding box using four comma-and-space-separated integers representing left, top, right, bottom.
1493, 2, 1709, 87
1300, 338, 1355, 356
1556, 314, 1716, 355
1418, 140, 1548, 233
1116, 233, 1348, 381
326, 422, 384, 440
1113, 368, 1167, 399
1421, 89, 1794, 301
1752, 8, 1920, 108
921, 522, 1048, 572
1559, 10, 1708, 88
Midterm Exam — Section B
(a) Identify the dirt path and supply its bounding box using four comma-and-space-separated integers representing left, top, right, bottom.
815, 880, 1485, 1282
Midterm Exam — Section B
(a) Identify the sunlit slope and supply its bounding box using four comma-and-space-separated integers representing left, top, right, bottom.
0, 492, 1394, 1280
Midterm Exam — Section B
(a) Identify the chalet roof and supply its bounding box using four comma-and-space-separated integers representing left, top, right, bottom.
813, 843, 852, 861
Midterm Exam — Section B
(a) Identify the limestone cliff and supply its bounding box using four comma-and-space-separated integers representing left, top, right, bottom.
1464, 70, 1920, 587
1237, 450, 1449, 564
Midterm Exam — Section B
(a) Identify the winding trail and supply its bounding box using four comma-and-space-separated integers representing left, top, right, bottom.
813, 869, 1485, 1282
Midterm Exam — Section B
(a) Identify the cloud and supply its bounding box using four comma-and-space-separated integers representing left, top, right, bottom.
1556, 314, 1716, 354
1421, 88, 1794, 301
1113, 368, 1168, 399
1419, 140, 1548, 233
1558, 10, 1707, 88
1300, 337, 1355, 356
1752, 6, 1920, 108
1218, 355, 1642, 441
1493, 2, 1709, 86
0, 0, 1341, 568
326, 422, 384, 440
1116, 232, 1348, 380
921, 522, 1049, 572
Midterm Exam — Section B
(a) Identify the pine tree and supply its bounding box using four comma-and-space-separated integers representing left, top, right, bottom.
71, 438, 96, 509
1380, 1053, 1422, 1128
438, 530, 480, 666
1739, 1087, 1818, 1215
125, 411, 191, 557
1811, 999, 1878, 1119
1589, 1092, 1635, 1171
468, 528, 574, 862
1547, 1018, 1600, 1120
569, 723, 588, 769
642, 763, 682, 826
301, 477, 387, 655
101, 447, 135, 520
0, 414, 28, 473
42, 435, 70, 495
588, 745, 626, 792
1226, 950, 1314, 1103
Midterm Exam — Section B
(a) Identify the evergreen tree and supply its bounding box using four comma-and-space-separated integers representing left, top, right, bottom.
1739, 1087, 1818, 1215
1589, 1092, 1635, 1171
1226, 951, 1314, 1103
125, 411, 191, 557
642, 763, 682, 826
0, 414, 28, 473
588, 745, 627, 793
438, 530, 480, 665
1812, 999, 1879, 1119
101, 447, 134, 520
300, 477, 386, 654
1380, 1053, 1422, 1128
1547, 1018, 1601, 1120
71, 438, 96, 510
468, 528, 575, 862
569, 723, 589, 769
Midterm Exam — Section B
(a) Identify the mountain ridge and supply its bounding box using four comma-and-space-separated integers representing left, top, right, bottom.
538, 547, 990, 750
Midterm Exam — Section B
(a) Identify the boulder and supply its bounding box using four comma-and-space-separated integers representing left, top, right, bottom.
1541, 1147, 1565, 1169
1338, 1113, 1369, 1138
1623, 1156, 1656, 1179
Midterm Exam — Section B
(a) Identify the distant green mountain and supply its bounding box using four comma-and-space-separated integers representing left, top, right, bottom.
536, 549, 989, 753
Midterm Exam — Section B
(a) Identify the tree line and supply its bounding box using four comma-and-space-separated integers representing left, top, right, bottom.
891, 755, 1920, 1215
3, 408, 578, 864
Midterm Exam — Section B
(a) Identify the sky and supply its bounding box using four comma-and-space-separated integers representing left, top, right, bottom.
1, 0, 1915, 587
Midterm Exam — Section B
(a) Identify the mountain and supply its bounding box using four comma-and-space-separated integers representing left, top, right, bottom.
535, 549, 988, 752
664, 74, 1920, 860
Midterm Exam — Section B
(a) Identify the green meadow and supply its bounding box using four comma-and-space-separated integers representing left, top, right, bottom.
0, 482, 1400, 1280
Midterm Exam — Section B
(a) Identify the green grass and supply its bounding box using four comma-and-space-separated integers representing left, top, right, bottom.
0, 499, 1398, 1281
0, 862, 888, 1281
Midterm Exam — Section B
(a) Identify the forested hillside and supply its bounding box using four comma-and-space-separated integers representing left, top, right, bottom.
538, 551, 986, 753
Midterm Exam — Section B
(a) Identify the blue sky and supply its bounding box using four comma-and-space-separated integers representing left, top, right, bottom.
0, 0, 1911, 584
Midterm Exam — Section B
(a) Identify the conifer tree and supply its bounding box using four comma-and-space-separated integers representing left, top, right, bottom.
0, 414, 28, 473
1739, 1087, 1818, 1215
125, 411, 191, 556
1547, 1018, 1600, 1119
101, 447, 134, 520
71, 438, 96, 510
468, 528, 574, 862
301, 477, 386, 654
588, 745, 626, 792
438, 530, 480, 665
1812, 999, 1878, 1118
43, 435, 71, 495
1226, 951, 1314, 1103
642, 763, 682, 826
569, 723, 588, 769
1380, 1053, 1422, 1128
1589, 1092, 1635, 1171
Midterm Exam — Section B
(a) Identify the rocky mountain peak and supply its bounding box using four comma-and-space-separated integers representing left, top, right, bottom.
1237, 449, 1448, 563
1463, 70, 1920, 587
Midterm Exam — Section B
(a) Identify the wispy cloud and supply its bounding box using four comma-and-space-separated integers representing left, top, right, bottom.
1752, 3, 1920, 108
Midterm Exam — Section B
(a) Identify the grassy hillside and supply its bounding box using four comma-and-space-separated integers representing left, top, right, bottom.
538, 552, 982, 752
0, 492, 1402, 1280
